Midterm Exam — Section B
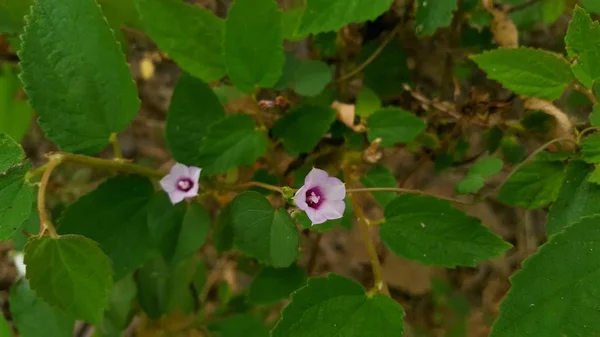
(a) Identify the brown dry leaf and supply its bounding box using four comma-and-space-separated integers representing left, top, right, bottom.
331, 101, 365, 132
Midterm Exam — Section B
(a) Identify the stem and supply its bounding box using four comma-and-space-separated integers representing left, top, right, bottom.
37, 157, 62, 237
573, 83, 598, 104
343, 167, 389, 296
347, 187, 470, 205
230, 181, 283, 194
109, 133, 123, 159
577, 126, 600, 144
335, 23, 402, 83
27, 153, 165, 181
507, 0, 542, 13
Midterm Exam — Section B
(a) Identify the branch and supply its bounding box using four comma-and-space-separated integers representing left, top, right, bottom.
347, 187, 471, 205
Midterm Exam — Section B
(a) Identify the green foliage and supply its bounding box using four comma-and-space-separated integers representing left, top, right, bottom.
0, 312, 10, 337
490, 216, 600, 336
355, 87, 382, 117
497, 159, 566, 209
248, 264, 307, 305
224, 0, 284, 92
293, 60, 332, 97
214, 314, 269, 337
0, 132, 24, 173
581, 0, 600, 13
565, 6, 600, 88
24, 235, 113, 324
97, 275, 137, 336
359, 165, 397, 206
367, 108, 426, 147
58, 175, 154, 279
135, 0, 226, 82
0, 65, 33, 141
581, 133, 600, 163
471, 48, 574, 100
10, 280, 74, 337
0, 163, 34, 240
590, 104, 600, 127
415, 0, 458, 37
166, 73, 225, 165
272, 105, 336, 155
546, 160, 600, 236
361, 40, 410, 98
0, 0, 31, 33
381, 195, 511, 267
456, 157, 503, 194
297, 0, 394, 35
272, 274, 405, 336
231, 192, 299, 267
197, 115, 268, 176
19, 0, 140, 154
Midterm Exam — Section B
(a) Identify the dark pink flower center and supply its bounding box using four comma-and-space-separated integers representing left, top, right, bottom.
176, 178, 194, 192
305, 187, 325, 210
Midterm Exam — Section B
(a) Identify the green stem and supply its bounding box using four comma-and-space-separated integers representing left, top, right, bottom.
37, 156, 62, 237
347, 187, 470, 205
109, 133, 123, 159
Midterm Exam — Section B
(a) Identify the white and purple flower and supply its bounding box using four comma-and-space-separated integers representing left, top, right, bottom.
160, 163, 201, 204
294, 168, 346, 225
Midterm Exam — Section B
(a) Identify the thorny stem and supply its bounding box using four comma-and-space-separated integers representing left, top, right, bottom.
335, 23, 403, 83
109, 133, 123, 159
37, 156, 62, 237
343, 166, 389, 296
347, 187, 470, 205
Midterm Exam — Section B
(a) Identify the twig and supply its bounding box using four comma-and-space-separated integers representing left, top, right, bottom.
109, 133, 123, 159
230, 181, 283, 194
347, 187, 471, 205
37, 156, 63, 237
507, 0, 543, 13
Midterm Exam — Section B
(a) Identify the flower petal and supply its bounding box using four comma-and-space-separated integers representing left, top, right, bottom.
160, 174, 177, 193
305, 207, 328, 225
168, 191, 186, 204
171, 163, 189, 177
304, 168, 329, 188
294, 185, 309, 210
184, 181, 200, 199
189, 166, 202, 182
323, 177, 346, 200
319, 200, 345, 220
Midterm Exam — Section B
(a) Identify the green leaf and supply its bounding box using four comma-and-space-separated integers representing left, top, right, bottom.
282, 7, 307, 41
24, 235, 113, 324
135, 0, 226, 82
166, 73, 225, 165
272, 274, 405, 336
272, 105, 336, 155
565, 6, 600, 86
501, 136, 525, 164
581, 0, 600, 14
546, 160, 600, 236
173, 203, 211, 263
247, 264, 307, 305
415, 0, 458, 37
497, 159, 566, 209
355, 87, 381, 117
361, 40, 410, 98
0, 0, 31, 33
0, 164, 34, 241
380, 194, 510, 267
470, 48, 574, 100
0, 65, 33, 141
367, 108, 426, 147
214, 204, 234, 254
590, 104, 600, 127
224, 0, 284, 92
490, 216, 600, 337
215, 314, 269, 337
196, 115, 268, 176
231, 191, 299, 267
10, 280, 74, 337
589, 165, 600, 184
540, 0, 565, 24
293, 60, 332, 97
0, 312, 10, 337
581, 133, 600, 163
97, 274, 137, 336
359, 165, 397, 207
297, 0, 394, 35
58, 175, 154, 279
456, 157, 503, 194
0, 132, 24, 173
19, 0, 140, 154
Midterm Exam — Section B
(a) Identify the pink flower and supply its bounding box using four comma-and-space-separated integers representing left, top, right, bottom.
294, 168, 346, 225
159, 163, 201, 204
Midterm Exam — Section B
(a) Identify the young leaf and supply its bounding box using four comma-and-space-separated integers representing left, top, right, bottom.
135, 0, 226, 82
196, 115, 268, 176
456, 157, 503, 194
297, 0, 394, 35
24, 235, 113, 324
224, 0, 284, 92
355, 87, 381, 118
247, 264, 307, 305
0, 65, 33, 141
0, 132, 24, 173
359, 165, 397, 207
546, 160, 600, 236
231, 192, 299, 267
367, 108, 426, 147
415, 0, 458, 37
490, 216, 600, 337
564, 6, 600, 86
19, 0, 140, 154
0, 164, 34, 240
215, 314, 269, 337
380, 194, 510, 267
581, 133, 600, 163
497, 160, 566, 209
58, 175, 155, 279
10, 280, 75, 337
293, 60, 332, 97
470, 48, 574, 100
166, 73, 225, 165
271, 105, 336, 155
271, 274, 405, 336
